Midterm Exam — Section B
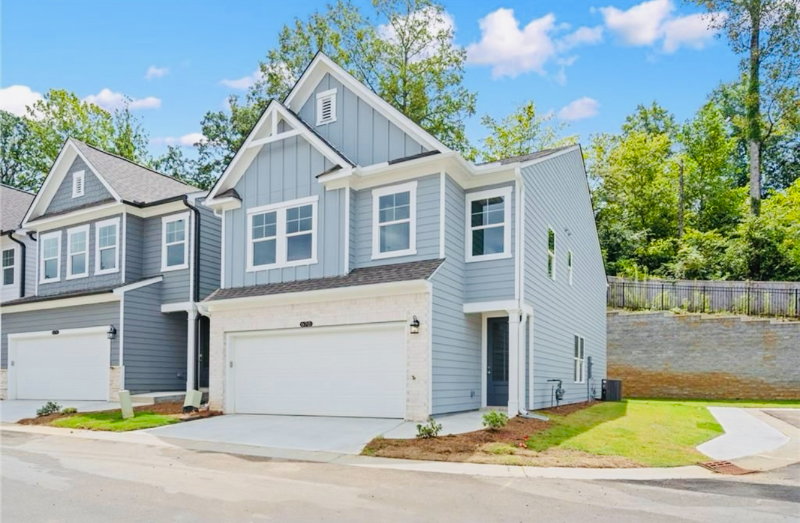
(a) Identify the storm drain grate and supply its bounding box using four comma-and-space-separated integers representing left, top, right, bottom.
698, 461, 756, 475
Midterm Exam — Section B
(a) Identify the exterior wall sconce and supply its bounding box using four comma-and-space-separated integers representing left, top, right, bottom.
410, 316, 420, 334
107, 325, 117, 340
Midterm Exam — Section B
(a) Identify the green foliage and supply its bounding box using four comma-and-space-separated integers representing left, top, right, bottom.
50, 411, 180, 432
415, 417, 443, 438
482, 411, 509, 431
0, 110, 36, 189
36, 401, 62, 417
61, 407, 78, 415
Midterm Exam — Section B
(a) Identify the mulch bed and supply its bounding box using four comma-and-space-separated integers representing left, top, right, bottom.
18, 401, 221, 426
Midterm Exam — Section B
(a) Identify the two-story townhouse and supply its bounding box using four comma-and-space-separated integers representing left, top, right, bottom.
0, 139, 220, 401
201, 53, 606, 421
1, 185, 36, 304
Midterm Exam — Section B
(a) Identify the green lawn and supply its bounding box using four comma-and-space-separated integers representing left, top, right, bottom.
525, 399, 797, 467
50, 411, 180, 432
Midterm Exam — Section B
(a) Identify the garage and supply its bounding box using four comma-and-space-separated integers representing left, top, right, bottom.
228, 323, 406, 418
9, 328, 110, 401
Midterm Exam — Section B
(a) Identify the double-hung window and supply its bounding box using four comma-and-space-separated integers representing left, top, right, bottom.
247, 196, 318, 271
67, 225, 89, 279
2, 248, 15, 286
567, 250, 573, 285
162, 213, 189, 271
40, 231, 62, 283
372, 181, 417, 259
95, 218, 120, 275
574, 335, 585, 383
547, 228, 556, 280
466, 186, 512, 262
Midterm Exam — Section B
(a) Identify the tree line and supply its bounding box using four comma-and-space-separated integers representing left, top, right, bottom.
1, 0, 797, 280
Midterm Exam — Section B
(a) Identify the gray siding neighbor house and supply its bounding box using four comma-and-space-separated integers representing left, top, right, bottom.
1, 185, 36, 304
0, 139, 220, 401
201, 53, 606, 421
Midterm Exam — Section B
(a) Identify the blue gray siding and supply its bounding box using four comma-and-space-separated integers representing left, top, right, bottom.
224, 138, 345, 288
296, 73, 427, 166
141, 212, 190, 303
1, 302, 121, 368
125, 214, 144, 282
352, 174, 441, 268
45, 157, 113, 215
522, 150, 607, 408
122, 283, 187, 392
196, 199, 221, 300
1, 235, 36, 303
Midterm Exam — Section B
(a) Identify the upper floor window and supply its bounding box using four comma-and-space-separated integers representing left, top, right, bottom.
2, 248, 15, 286
574, 335, 585, 383
67, 225, 89, 279
466, 187, 512, 262
372, 181, 417, 260
247, 196, 318, 271
40, 231, 62, 283
547, 228, 556, 280
567, 250, 573, 285
72, 170, 85, 198
162, 213, 189, 271
95, 218, 120, 275
316, 88, 337, 126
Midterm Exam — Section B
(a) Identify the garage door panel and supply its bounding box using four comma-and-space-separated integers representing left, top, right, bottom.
232, 324, 406, 418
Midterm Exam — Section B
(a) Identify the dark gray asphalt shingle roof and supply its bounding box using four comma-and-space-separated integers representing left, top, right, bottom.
476, 145, 576, 166
1, 184, 34, 233
1, 277, 159, 306
205, 258, 444, 302
71, 139, 200, 204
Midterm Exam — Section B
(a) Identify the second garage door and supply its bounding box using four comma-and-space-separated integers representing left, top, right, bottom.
230, 323, 406, 418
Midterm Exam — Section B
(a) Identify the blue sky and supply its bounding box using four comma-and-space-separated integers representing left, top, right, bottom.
1, 0, 740, 156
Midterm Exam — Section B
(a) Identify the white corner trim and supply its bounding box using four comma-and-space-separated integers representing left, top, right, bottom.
343, 188, 350, 273
439, 172, 446, 259
161, 211, 190, 272
1, 292, 121, 314
161, 301, 197, 313
112, 275, 164, 295
465, 185, 513, 263
514, 176, 522, 302
463, 300, 519, 314
94, 217, 121, 276
220, 209, 227, 288
371, 181, 418, 261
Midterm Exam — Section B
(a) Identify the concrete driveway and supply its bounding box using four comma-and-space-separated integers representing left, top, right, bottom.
0, 400, 121, 423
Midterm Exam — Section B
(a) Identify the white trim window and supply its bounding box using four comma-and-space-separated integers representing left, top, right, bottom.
161, 212, 189, 271
247, 196, 318, 271
316, 88, 337, 126
372, 181, 417, 260
72, 170, 85, 198
466, 186, 512, 262
574, 335, 585, 383
40, 231, 62, 283
2, 247, 16, 286
66, 225, 89, 279
94, 218, 120, 275
567, 250, 573, 285
547, 228, 556, 280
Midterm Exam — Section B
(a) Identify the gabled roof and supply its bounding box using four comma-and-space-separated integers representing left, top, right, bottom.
0, 184, 34, 233
475, 145, 577, 166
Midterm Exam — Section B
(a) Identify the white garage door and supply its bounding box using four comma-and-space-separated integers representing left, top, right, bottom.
11, 330, 110, 401
230, 323, 406, 418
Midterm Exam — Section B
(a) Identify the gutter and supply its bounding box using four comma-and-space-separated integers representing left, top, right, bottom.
5, 231, 27, 298
182, 196, 202, 389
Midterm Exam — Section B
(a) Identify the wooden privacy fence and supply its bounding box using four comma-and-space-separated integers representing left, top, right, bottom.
607, 279, 800, 318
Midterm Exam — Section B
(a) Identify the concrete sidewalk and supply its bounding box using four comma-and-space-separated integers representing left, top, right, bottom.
698, 407, 791, 461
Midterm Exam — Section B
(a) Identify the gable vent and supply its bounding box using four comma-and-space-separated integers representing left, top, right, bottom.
316, 89, 337, 126
72, 170, 85, 198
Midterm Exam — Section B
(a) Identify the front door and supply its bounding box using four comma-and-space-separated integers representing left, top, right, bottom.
487, 317, 509, 406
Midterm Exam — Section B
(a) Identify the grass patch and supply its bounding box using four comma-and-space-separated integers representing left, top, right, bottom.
50, 411, 181, 432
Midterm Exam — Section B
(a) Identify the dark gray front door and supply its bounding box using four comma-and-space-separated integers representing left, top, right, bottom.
487, 317, 509, 406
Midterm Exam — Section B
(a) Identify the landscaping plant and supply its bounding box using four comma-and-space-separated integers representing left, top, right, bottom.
61, 407, 78, 415
36, 402, 62, 417
482, 411, 508, 430
416, 418, 443, 439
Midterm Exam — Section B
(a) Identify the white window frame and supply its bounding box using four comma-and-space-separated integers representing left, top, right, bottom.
574, 335, 585, 383
465, 186, 512, 263
315, 88, 337, 126
94, 217, 120, 275
246, 195, 319, 272
66, 225, 90, 280
161, 212, 190, 272
2, 246, 16, 287
72, 170, 85, 198
39, 230, 62, 284
547, 227, 556, 280
567, 249, 573, 285
371, 181, 417, 260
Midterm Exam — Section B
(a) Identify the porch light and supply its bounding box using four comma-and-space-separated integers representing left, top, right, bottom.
410, 316, 420, 335
107, 325, 117, 340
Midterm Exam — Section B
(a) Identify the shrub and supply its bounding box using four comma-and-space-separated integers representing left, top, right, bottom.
416, 418, 443, 439
482, 411, 508, 430
61, 407, 78, 415
36, 401, 62, 417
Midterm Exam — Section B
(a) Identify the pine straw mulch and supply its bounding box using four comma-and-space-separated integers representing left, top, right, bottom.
363, 401, 641, 468
18, 402, 221, 426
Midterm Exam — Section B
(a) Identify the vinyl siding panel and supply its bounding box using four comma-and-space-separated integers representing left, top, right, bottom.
141, 211, 190, 303
45, 157, 113, 214
125, 214, 144, 282
1, 302, 121, 368
522, 150, 607, 408
196, 199, 221, 300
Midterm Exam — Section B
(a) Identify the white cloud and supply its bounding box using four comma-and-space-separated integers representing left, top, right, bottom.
557, 97, 600, 121
599, 0, 719, 53
220, 69, 263, 90
84, 88, 161, 111
151, 133, 206, 147
378, 7, 456, 62
0, 85, 43, 116
145, 65, 169, 80
466, 8, 603, 80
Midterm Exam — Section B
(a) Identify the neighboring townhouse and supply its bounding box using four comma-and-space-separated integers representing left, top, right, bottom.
1, 185, 36, 303
0, 139, 221, 401
201, 53, 606, 421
